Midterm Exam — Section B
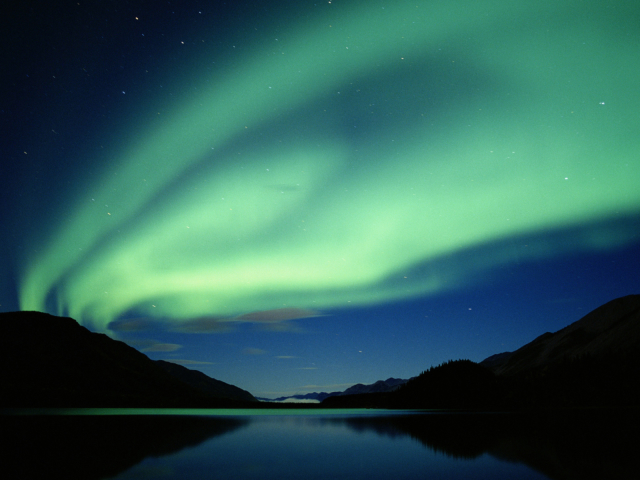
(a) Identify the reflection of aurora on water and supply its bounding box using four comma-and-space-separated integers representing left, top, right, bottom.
18, 0, 640, 331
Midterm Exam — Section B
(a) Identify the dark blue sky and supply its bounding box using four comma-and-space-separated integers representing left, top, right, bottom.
2, 0, 639, 398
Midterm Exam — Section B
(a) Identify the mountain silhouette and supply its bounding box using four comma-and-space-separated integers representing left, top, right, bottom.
324, 294, 640, 410
341, 377, 410, 395
4, 295, 639, 409
155, 359, 256, 403
260, 377, 411, 402
480, 294, 640, 375
0, 311, 256, 407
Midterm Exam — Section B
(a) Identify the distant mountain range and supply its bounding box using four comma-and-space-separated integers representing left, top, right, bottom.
0, 311, 257, 407
258, 377, 411, 402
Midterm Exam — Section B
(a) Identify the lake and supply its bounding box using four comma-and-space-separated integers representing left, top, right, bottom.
2, 408, 638, 479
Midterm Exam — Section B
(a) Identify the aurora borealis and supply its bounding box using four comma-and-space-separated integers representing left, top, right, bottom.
2, 0, 640, 397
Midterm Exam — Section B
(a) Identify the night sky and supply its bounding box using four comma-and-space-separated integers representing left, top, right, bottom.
2, 0, 639, 399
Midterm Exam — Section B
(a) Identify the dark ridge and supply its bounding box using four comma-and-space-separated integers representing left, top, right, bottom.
478, 351, 513, 369
323, 295, 640, 410
484, 294, 640, 376
0, 311, 254, 407
155, 360, 257, 402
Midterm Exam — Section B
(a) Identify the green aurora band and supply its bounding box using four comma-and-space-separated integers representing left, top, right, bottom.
19, 0, 640, 331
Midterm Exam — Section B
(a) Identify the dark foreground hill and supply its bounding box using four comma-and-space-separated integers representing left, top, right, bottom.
155, 360, 256, 403
479, 294, 640, 409
324, 295, 640, 410
322, 359, 501, 409
0, 311, 257, 407
480, 294, 640, 376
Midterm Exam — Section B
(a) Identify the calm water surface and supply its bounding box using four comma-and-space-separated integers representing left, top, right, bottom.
3, 408, 638, 479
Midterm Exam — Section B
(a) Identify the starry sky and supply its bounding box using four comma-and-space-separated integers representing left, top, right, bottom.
1, 0, 639, 398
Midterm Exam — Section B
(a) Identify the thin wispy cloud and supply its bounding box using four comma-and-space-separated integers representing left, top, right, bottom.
242, 347, 267, 356
171, 317, 233, 334
272, 398, 321, 404
108, 317, 158, 332
161, 359, 215, 365
236, 308, 323, 322
166, 309, 323, 334
141, 342, 182, 353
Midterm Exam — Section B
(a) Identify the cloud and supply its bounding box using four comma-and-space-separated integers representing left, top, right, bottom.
235, 308, 322, 323
110, 315, 234, 335
107, 317, 157, 332
165, 309, 321, 334
242, 347, 267, 355
257, 321, 303, 333
275, 355, 296, 359
140, 341, 182, 352
272, 398, 320, 404
161, 359, 215, 365
234, 308, 323, 332
170, 316, 234, 333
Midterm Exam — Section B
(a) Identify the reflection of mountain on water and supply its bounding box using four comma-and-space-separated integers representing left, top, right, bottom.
486, 410, 640, 480
6, 410, 639, 479
338, 410, 640, 479
339, 414, 496, 460
2, 414, 249, 480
